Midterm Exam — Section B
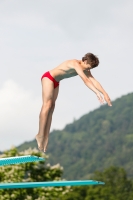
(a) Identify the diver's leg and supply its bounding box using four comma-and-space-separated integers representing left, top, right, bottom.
36, 77, 55, 151
43, 86, 59, 152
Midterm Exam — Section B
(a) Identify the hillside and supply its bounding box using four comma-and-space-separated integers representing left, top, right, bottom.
17, 92, 133, 180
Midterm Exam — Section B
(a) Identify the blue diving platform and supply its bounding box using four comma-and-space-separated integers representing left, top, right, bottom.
0, 180, 105, 189
0, 155, 45, 166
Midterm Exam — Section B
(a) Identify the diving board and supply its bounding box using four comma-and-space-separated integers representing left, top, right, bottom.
0, 155, 44, 166
0, 180, 105, 189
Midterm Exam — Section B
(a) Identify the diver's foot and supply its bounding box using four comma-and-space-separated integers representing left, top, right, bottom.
43, 140, 48, 154
43, 149, 46, 153
35, 134, 44, 152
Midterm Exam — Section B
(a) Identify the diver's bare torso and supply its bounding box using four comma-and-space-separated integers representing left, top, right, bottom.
50, 59, 87, 82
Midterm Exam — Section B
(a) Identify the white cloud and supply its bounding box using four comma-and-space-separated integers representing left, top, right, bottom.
0, 80, 41, 151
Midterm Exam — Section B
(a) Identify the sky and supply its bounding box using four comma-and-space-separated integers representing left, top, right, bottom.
0, 0, 133, 151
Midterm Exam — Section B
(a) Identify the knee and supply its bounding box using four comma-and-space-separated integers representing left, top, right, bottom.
50, 102, 55, 113
46, 100, 55, 112
46, 100, 55, 113
40, 100, 55, 116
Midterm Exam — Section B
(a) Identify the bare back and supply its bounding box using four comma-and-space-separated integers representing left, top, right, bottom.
50, 60, 81, 82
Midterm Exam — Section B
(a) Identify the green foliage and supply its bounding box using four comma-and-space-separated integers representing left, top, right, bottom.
0, 147, 70, 200
17, 92, 133, 180
62, 166, 133, 200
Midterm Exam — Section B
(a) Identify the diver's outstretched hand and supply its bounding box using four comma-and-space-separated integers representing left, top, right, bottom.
96, 92, 104, 105
104, 93, 112, 106
96, 92, 112, 106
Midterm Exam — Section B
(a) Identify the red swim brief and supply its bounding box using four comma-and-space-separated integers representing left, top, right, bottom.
41, 71, 59, 89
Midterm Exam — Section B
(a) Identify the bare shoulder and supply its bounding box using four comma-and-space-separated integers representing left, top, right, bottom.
55, 59, 79, 70
67, 59, 81, 69
64, 59, 79, 65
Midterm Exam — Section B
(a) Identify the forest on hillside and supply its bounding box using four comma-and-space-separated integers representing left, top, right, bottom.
17, 93, 133, 180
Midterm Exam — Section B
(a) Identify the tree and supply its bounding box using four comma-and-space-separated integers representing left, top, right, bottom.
62, 166, 133, 200
0, 147, 70, 200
